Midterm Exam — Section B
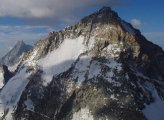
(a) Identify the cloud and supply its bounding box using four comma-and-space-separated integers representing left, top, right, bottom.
0, 0, 122, 25
131, 19, 142, 27
0, 25, 49, 33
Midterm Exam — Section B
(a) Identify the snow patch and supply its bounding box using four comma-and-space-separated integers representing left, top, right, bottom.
0, 68, 31, 120
73, 56, 91, 84
24, 97, 34, 111
28, 49, 38, 62
87, 37, 95, 50
26, 49, 38, 67
106, 59, 122, 70
66, 81, 75, 93
42, 74, 53, 86
104, 43, 122, 57
39, 36, 85, 86
88, 61, 101, 79
72, 107, 94, 120
8, 62, 20, 72
110, 94, 118, 100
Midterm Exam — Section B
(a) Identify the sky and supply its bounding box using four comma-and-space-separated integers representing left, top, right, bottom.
0, 0, 163, 57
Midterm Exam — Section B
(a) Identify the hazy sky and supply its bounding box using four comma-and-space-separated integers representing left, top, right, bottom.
0, 0, 163, 57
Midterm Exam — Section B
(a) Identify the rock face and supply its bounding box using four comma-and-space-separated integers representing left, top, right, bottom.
0, 65, 14, 89
0, 7, 164, 120
0, 40, 32, 66
0, 66, 4, 89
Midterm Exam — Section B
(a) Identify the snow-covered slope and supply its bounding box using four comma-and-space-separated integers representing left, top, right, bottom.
0, 7, 164, 120
0, 49, 38, 120
0, 68, 30, 119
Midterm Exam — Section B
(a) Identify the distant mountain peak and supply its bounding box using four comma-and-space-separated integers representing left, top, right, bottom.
16, 40, 25, 46
0, 41, 32, 66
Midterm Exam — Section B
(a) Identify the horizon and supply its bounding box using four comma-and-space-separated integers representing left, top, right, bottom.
0, 0, 164, 57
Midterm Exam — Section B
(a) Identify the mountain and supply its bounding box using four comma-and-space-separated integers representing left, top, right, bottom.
0, 40, 32, 66
0, 7, 164, 120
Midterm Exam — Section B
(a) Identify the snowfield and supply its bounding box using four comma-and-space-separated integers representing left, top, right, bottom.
0, 68, 31, 120
0, 48, 38, 120
72, 107, 94, 120
39, 36, 85, 86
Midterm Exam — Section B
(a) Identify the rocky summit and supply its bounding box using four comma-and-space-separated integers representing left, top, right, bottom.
0, 7, 164, 120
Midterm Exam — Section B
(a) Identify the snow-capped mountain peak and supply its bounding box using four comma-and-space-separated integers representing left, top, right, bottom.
0, 7, 164, 120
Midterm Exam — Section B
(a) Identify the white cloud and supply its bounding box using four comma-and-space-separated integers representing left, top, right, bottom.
0, 25, 49, 33
131, 19, 142, 27
0, 0, 122, 24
